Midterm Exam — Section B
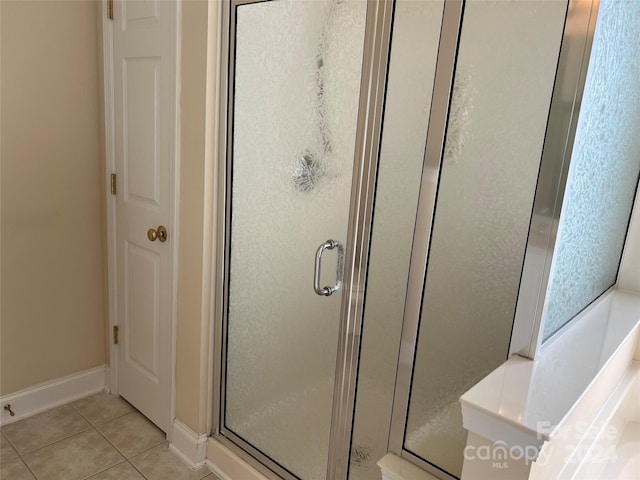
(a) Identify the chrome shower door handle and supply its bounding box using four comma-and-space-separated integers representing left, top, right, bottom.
314, 239, 344, 296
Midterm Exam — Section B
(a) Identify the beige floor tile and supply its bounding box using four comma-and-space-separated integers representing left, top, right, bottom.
72, 392, 134, 425
98, 411, 165, 458
0, 457, 36, 480
131, 443, 210, 480
202, 474, 223, 480
1, 405, 91, 454
0, 432, 18, 463
23, 430, 124, 480
87, 461, 145, 479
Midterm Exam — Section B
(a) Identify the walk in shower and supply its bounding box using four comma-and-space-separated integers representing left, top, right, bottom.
212, 0, 639, 479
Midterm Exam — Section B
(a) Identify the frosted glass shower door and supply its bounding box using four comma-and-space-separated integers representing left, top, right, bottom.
222, 1, 367, 479
397, 1, 568, 478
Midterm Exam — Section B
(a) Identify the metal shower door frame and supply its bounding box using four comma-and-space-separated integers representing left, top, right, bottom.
388, 0, 605, 478
212, 1, 394, 479
386, 1, 465, 479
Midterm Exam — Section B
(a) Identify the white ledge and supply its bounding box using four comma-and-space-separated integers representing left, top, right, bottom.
378, 453, 440, 480
460, 290, 640, 450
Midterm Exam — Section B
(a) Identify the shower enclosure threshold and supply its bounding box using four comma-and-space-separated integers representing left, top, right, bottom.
213, 375, 390, 480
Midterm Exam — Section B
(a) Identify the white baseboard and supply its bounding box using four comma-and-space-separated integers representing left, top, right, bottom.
169, 419, 209, 470
0, 365, 108, 426
378, 453, 441, 480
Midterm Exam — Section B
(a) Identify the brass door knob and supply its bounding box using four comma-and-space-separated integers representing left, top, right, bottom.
147, 225, 168, 242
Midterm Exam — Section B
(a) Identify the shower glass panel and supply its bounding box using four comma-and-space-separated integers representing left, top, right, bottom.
348, 1, 444, 478
542, 0, 640, 341
403, 1, 567, 477
224, 1, 366, 478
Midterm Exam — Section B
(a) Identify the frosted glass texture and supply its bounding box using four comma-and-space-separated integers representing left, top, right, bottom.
404, 1, 567, 477
224, 1, 366, 479
543, 0, 640, 340
348, 1, 444, 478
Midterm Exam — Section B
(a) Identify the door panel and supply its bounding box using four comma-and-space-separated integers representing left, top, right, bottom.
125, 242, 160, 380
124, 0, 157, 24
113, 0, 175, 432
123, 57, 161, 206
222, 0, 367, 478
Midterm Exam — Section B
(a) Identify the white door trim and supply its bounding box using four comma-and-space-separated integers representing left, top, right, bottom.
204, 0, 224, 434
101, 0, 181, 437
171, 0, 183, 443
102, 0, 117, 395
204, 0, 223, 433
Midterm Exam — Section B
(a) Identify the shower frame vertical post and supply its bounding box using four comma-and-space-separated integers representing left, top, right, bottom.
386, 1, 465, 478
327, 0, 394, 478
510, 0, 600, 358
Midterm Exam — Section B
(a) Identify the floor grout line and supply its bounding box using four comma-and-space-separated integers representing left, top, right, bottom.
129, 439, 169, 460
4, 392, 211, 480
4, 399, 122, 479
91, 418, 165, 462
1, 429, 19, 459
2, 429, 39, 480
18, 424, 97, 457
83, 458, 129, 479
21, 456, 39, 480
24, 427, 103, 480
86, 408, 167, 479
69, 401, 135, 428
4, 404, 95, 460
128, 457, 152, 480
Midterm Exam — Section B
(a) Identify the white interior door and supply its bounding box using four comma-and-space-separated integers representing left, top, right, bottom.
112, 0, 176, 432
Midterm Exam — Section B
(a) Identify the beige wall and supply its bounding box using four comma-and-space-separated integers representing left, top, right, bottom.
0, 0, 215, 430
0, 1, 106, 395
175, 0, 213, 433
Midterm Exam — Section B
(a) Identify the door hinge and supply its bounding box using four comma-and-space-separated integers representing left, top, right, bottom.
110, 173, 117, 195
113, 326, 119, 345
107, 0, 113, 20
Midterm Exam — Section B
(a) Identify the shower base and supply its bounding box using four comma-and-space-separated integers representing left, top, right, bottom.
227, 377, 388, 480
404, 399, 465, 477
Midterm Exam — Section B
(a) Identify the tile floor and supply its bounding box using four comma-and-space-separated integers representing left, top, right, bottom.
0, 392, 219, 480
